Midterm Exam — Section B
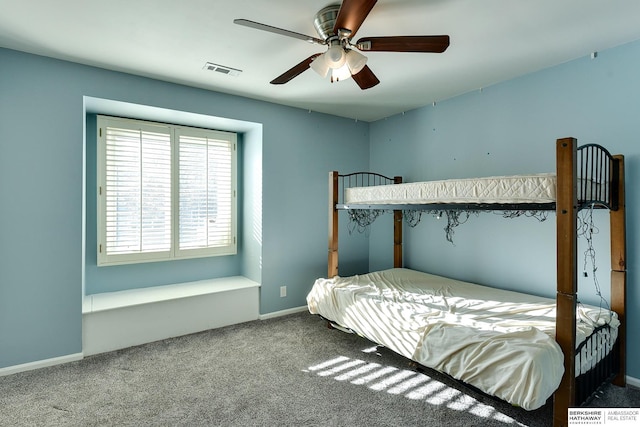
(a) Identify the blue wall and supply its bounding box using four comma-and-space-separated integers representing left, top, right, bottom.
1, 37, 638, 381
0, 47, 369, 368
368, 40, 640, 379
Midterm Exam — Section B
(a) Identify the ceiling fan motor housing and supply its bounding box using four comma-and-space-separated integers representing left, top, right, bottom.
313, 4, 341, 40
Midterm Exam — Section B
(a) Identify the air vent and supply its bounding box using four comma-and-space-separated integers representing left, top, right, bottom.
203, 62, 242, 77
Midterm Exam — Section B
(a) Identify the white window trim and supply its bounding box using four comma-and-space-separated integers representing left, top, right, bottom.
97, 115, 237, 266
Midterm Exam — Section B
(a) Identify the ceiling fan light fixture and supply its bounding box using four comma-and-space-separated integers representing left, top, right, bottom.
345, 49, 367, 74
331, 63, 352, 82
326, 44, 346, 69
310, 54, 330, 78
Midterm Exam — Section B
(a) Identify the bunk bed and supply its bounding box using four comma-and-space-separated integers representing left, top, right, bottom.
307, 138, 626, 427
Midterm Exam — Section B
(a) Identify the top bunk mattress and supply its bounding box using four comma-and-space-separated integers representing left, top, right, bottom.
344, 173, 557, 205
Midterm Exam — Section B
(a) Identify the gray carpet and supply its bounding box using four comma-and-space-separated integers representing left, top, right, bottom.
1, 312, 638, 426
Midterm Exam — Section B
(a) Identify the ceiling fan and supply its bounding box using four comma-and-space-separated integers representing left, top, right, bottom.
234, 0, 450, 90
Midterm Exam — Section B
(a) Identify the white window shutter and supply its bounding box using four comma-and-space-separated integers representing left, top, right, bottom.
177, 130, 235, 255
97, 116, 236, 266
99, 119, 172, 265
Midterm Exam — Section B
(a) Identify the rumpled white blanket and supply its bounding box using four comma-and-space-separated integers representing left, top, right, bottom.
307, 268, 618, 410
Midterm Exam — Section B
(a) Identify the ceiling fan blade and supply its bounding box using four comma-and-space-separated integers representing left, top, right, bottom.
270, 54, 322, 85
352, 65, 380, 90
333, 0, 378, 38
356, 35, 450, 53
234, 19, 325, 45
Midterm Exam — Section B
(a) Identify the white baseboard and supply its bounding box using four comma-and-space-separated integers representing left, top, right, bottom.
0, 353, 83, 377
259, 305, 308, 320
83, 276, 260, 356
626, 375, 640, 388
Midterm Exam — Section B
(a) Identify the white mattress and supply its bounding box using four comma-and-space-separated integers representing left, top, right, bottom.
307, 268, 619, 411
345, 173, 557, 205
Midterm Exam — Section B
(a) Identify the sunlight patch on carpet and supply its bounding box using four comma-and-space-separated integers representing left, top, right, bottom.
304, 354, 526, 425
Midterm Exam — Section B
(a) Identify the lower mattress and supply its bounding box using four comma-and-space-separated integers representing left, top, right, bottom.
307, 268, 618, 410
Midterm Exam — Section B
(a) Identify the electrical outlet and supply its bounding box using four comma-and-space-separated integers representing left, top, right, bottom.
280, 286, 287, 298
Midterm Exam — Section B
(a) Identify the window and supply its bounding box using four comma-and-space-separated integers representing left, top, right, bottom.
97, 116, 237, 266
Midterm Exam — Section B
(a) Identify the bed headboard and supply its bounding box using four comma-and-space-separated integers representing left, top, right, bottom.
334, 171, 400, 206
576, 144, 619, 210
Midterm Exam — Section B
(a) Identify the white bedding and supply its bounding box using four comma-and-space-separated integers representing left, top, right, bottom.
306, 268, 618, 410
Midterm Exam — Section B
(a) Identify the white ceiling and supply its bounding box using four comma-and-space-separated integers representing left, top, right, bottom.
1, 0, 640, 122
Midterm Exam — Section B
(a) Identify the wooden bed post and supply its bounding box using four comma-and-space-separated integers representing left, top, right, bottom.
394, 176, 403, 268
610, 155, 626, 386
554, 138, 578, 427
329, 171, 339, 278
